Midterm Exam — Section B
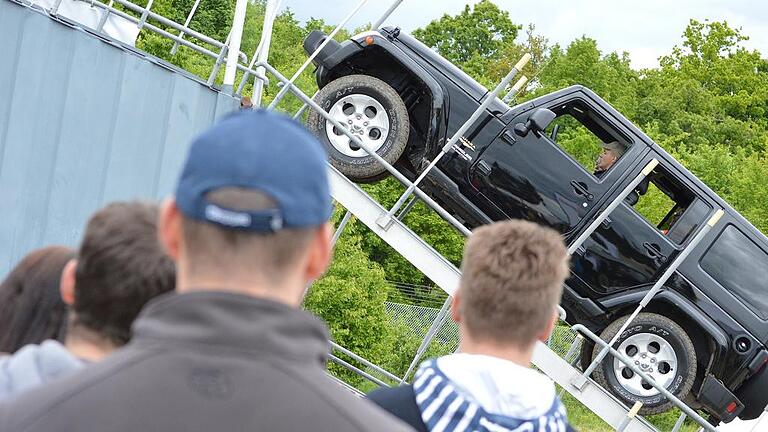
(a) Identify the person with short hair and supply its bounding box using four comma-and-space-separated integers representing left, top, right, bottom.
0, 202, 175, 400
368, 220, 575, 432
594, 140, 626, 177
0, 246, 75, 354
0, 110, 412, 432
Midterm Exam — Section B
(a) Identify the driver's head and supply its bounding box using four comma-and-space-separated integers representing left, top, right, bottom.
595, 141, 626, 172
159, 110, 334, 306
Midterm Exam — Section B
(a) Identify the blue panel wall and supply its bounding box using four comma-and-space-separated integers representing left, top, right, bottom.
0, 0, 239, 274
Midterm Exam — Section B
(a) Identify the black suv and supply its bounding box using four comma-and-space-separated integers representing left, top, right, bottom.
303, 28, 768, 423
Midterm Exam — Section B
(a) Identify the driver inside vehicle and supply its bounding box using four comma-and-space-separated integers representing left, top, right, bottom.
594, 140, 626, 178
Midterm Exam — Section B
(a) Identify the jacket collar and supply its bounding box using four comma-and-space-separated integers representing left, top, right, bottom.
131, 291, 330, 365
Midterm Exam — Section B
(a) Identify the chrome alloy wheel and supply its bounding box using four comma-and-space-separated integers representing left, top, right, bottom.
325, 94, 390, 158
613, 333, 678, 397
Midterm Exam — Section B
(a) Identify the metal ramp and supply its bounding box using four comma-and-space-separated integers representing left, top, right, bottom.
4, 0, 722, 430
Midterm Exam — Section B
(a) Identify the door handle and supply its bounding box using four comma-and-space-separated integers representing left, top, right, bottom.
571, 181, 594, 201
477, 160, 492, 176
643, 242, 668, 263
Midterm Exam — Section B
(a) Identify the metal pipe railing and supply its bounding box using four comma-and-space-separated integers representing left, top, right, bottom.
170, 0, 202, 55
267, 0, 370, 110
250, 0, 280, 105
371, 0, 404, 29
255, 61, 472, 236
572, 324, 717, 432
330, 341, 401, 383
398, 296, 452, 384
136, 0, 154, 30
376, 53, 531, 230
568, 159, 659, 254
328, 354, 389, 388
223, 0, 248, 90
95, 0, 114, 32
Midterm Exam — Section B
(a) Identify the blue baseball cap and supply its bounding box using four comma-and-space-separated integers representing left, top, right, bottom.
175, 109, 332, 232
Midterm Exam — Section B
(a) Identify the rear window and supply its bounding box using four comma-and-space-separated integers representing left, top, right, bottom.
700, 225, 768, 320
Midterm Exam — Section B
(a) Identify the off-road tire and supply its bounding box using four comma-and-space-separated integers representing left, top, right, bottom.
591, 313, 696, 415
306, 74, 409, 182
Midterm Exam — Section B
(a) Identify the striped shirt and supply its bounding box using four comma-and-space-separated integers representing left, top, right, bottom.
413, 360, 569, 432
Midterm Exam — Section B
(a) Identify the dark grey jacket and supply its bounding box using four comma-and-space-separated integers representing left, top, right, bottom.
0, 291, 413, 432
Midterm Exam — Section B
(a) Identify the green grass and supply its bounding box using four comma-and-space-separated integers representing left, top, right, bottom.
562, 392, 702, 431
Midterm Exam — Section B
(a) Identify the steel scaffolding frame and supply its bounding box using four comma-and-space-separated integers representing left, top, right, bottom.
30, 0, 727, 428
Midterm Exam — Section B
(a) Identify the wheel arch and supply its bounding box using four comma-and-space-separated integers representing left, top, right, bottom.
604, 290, 731, 395
320, 38, 447, 165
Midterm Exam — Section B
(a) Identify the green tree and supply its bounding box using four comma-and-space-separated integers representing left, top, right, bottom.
412, 0, 520, 81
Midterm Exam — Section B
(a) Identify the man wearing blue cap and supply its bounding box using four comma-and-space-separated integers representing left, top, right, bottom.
0, 110, 412, 432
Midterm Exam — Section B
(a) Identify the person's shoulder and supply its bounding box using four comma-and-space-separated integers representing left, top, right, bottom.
367, 385, 428, 432
0, 341, 80, 401
288, 369, 413, 432
0, 345, 148, 431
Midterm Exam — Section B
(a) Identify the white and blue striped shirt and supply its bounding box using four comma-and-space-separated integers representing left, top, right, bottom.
413, 359, 569, 432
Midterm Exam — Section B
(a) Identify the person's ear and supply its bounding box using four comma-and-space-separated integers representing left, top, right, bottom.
538, 309, 559, 343
305, 222, 333, 283
159, 198, 182, 262
450, 289, 462, 324
59, 259, 77, 306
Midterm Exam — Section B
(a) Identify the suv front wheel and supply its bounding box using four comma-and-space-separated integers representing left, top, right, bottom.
306, 74, 409, 182
591, 313, 697, 415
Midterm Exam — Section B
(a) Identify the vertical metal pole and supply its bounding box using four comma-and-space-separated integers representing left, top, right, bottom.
331, 211, 353, 247
267, 0, 370, 110
136, 0, 154, 30
252, 0, 278, 106
371, 0, 405, 29
207, 44, 228, 86
223, 0, 248, 92
237, 0, 282, 97
616, 402, 643, 432
568, 159, 659, 255
171, 0, 202, 55
671, 413, 688, 432
95, 0, 114, 32
292, 91, 318, 120
49, 0, 64, 15
399, 296, 452, 384
376, 54, 531, 230
502, 75, 528, 104
573, 209, 724, 390
396, 196, 420, 221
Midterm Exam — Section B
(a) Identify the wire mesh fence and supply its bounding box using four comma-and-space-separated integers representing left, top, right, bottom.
384, 301, 583, 367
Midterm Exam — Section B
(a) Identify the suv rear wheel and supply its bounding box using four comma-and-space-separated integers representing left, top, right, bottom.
591, 313, 696, 415
306, 74, 409, 182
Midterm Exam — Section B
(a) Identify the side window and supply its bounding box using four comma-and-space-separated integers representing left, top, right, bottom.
701, 226, 768, 320
545, 99, 633, 178
631, 166, 709, 244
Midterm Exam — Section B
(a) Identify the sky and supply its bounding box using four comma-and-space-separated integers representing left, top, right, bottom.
278, 0, 768, 69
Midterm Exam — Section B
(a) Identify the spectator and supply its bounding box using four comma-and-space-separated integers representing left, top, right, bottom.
0, 110, 412, 432
368, 220, 575, 432
240, 95, 253, 110
0, 202, 175, 400
0, 246, 75, 354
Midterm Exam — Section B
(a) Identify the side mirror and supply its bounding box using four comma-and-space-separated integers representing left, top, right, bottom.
513, 108, 557, 137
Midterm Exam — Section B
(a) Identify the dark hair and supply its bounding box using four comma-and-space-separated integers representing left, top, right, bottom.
0, 246, 76, 353
74, 201, 176, 345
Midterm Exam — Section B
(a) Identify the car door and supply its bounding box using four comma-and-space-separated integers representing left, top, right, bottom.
569, 153, 714, 296
468, 96, 643, 236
